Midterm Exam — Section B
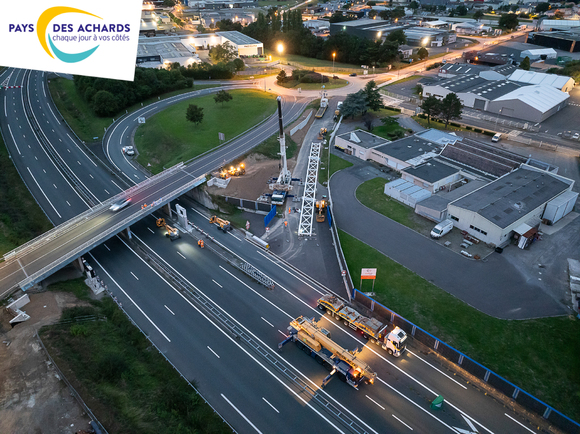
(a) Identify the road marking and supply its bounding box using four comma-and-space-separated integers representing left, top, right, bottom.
104, 189, 110, 194
88, 253, 170, 342
366, 395, 385, 410
27, 167, 61, 219
407, 350, 467, 389
221, 394, 262, 434
176, 251, 186, 259
261, 316, 274, 327
7, 125, 21, 155
35, 156, 38, 160
110, 179, 123, 191
43, 169, 46, 173
147, 227, 155, 233
103, 244, 110, 251
164, 305, 175, 315
89, 174, 94, 178
120, 125, 129, 144
130, 272, 139, 280
392, 415, 413, 431
77, 160, 81, 165
262, 397, 280, 414
212, 279, 222, 288
66, 201, 71, 206
228, 231, 241, 241
207, 346, 220, 358
133, 174, 139, 179
53, 183, 57, 189
278, 330, 288, 338
46, 99, 61, 124
67, 149, 71, 153
504, 414, 534, 433
3, 95, 5, 117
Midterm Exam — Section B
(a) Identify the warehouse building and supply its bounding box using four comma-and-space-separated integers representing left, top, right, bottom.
527, 31, 580, 53
447, 166, 575, 247
507, 69, 575, 92
400, 158, 462, 193
438, 63, 517, 80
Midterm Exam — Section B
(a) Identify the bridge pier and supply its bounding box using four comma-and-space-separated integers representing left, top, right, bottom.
161, 202, 172, 218
124, 226, 133, 240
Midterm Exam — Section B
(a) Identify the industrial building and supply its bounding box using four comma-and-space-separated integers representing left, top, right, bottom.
527, 31, 580, 53
507, 70, 575, 92
438, 63, 517, 80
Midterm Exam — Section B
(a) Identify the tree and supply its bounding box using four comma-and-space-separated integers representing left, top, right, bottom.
554, 10, 565, 19
392, 6, 406, 19
510, 4, 519, 12
386, 29, 407, 45
341, 90, 369, 119
499, 13, 519, 30
362, 80, 384, 112
367, 1, 376, 5
410, 1, 419, 10
420, 95, 440, 126
214, 90, 233, 106
473, 10, 484, 20
196, 24, 207, 33
438, 93, 463, 129
363, 114, 374, 131
379, 10, 391, 20
456, 5, 468, 15
369, 10, 378, 19
186, 104, 204, 125
535, 2, 550, 13
163, 0, 176, 6
93, 90, 118, 116
277, 69, 287, 83
209, 42, 237, 63
413, 83, 423, 102
217, 19, 243, 32
232, 58, 245, 72
520, 56, 531, 71
417, 47, 429, 60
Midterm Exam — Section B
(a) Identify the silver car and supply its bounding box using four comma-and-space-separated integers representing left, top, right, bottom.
109, 198, 131, 212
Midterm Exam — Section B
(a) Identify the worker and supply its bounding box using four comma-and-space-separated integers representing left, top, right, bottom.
198, 239, 204, 248
288, 207, 291, 214
284, 220, 288, 228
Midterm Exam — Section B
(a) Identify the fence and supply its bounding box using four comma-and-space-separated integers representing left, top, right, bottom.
351, 289, 580, 434
264, 204, 276, 227
223, 196, 272, 214
290, 111, 313, 136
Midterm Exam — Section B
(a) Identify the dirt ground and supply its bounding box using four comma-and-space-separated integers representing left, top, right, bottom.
206, 108, 316, 201
0, 291, 93, 434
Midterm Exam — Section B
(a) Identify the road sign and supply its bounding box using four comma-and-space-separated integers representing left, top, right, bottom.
219, 132, 225, 141
341, 270, 346, 277
361, 268, 377, 280
246, 220, 250, 230
266, 227, 269, 232
138, 117, 146, 124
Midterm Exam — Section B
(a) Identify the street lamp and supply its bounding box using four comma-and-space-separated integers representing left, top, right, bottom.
277, 42, 284, 55
332, 52, 336, 73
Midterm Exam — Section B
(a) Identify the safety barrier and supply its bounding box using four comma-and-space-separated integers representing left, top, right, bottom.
351, 289, 580, 434
224, 196, 272, 214
290, 111, 313, 136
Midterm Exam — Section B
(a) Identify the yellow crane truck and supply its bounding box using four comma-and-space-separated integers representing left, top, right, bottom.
209, 215, 232, 233
317, 294, 407, 357
315, 200, 327, 222
156, 218, 180, 241
278, 316, 376, 389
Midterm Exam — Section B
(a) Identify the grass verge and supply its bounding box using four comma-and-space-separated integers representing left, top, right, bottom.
135, 90, 277, 173
0, 135, 53, 256
48, 77, 218, 143
319, 152, 353, 186
385, 75, 423, 86
41, 280, 231, 434
251, 132, 298, 160
278, 78, 349, 90
338, 230, 580, 422
412, 116, 472, 133
369, 122, 408, 141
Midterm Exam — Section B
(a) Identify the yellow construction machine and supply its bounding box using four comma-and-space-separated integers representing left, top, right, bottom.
315, 200, 327, 223
156, 218, 180, 241
209, 215, 232, 233
317, 128, 328, 140
219, 163, 246, 179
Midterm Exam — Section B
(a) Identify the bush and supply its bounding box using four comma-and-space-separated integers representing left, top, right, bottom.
474, 128, 482, 133
70, 324, 89, 337
95, 352, 129, 383
450, 122, 461, 127
483, 130, 495, 136
466, 126, 472, 130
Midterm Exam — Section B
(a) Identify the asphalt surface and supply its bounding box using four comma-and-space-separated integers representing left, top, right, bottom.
0, 66, 562, 433
329, 163, 567, 320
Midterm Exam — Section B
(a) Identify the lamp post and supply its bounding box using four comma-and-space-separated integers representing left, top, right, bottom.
332, 52, 336, 73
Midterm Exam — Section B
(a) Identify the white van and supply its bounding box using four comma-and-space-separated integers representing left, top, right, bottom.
431, 219, 454, 239
491, 133, 502, 142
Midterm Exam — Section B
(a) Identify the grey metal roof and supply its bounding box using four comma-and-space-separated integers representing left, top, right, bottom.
216, 31, 262, 46
337, 130, 388, 149
416, 195, 451, 212
440, 63, 490, 76
450, 167, 570, 229
415, 128, 461, 146
402, 160, 459, 183
374, 136, 438, 162
438, 74, 489, 92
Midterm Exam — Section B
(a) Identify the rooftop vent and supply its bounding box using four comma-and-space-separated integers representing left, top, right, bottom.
349, 132, 361, 143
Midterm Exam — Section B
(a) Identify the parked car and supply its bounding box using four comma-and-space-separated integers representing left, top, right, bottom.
491, 133, 502, 142
349, 73, 357, 77
431, 219, 454, 239
109, 198, 131, 212
573, 133, 579, 140
122, 146, 135, 156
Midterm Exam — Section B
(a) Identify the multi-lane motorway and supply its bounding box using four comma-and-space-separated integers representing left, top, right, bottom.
0, 67, 547, 433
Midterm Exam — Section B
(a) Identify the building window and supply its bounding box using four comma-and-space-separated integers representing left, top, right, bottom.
469, 224, 487, 236
450, 215, 458, 222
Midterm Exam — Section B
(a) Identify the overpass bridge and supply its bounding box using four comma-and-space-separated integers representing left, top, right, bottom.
0, 164, 205, 296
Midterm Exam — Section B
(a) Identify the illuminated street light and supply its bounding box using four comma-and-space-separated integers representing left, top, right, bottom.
277, 42, 284, 54
332, 52, 336, 73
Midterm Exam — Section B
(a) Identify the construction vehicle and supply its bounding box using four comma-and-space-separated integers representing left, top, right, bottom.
271, 190, 287, 205
315, 96, 329, 119
219, 163, 246, 179
317, 294, 408, 357
269, 96, 293, 194
335, 101, 343, 117
209, 215, 232, 233
279, 316, 376, 389
317, 128, 328, 140
315, 200, 327, 222
156, 218, 180, 241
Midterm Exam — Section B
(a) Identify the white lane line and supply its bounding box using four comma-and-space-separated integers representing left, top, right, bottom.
42, 81, 46, 97
504, 414, 535, 433
134, 174, 139, 178
43, 169, 46, 173
130, 272, 139, 280
34, 156, 38, 160
67, 148, 71, 152
212, 279, 223, 288
261, 316, 274, 327
88, 253, 170, 342
110, 179, 123, 191
262, 397, 280, 414
77, 160, 81, 165
46, 100, 61, 125
278, 330, 288, 338
53, 183, 57, 189
66, 201, 71, 206
104, 189, 110, 194
7, 125, 21, 155
221, 394, 263, 434
120, 125, 129, 144
176, 251, 186, 259
27, 167, 61, 218
392, 415, 413, 431
164, 305, 175, 315
407, 350, 467, 389
366, 395, 385, 411
462, 414, 478, 432
228, 232, 242, 241
208, 346, 220, 359
66, 134, 96, 166
89, 174, 94, 178
3, 95, 6, 117
147, 227, 155, 233
103, 244, 110, 251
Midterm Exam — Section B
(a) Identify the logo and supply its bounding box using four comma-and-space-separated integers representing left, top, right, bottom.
37, 7, 101, 63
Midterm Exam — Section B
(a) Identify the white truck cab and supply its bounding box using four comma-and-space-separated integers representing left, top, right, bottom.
382, 327, 407, 357
431, 219, 454, 239
491, 133, 502, 142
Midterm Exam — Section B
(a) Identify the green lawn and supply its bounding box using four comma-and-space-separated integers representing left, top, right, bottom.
48, 77, 219, 143
338, 230, 580, 421
266, 50, 391, 74
135, 90, 277, 173
250, 132, 298, 160
278, 78, 349, 90
356, 178, 432, 232
385, 75, 423, 86
41, 280, 231, 434
0, 135, 53, 256
320, 153, 353, 185
413, 116, 472, 133
370, 122, 409, 141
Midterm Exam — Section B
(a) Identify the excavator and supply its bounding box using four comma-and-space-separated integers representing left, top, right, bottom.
209, 215, 232, 233
317, 128, 328, 140
219, 163, 246, 179
315, 200, 327, 223
156, 218, 180, 241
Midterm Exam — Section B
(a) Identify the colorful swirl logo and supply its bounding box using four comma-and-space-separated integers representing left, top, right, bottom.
37, 7, 101, 63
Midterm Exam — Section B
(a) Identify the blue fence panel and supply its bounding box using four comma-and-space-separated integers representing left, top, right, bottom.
263, 205, 276, 227
327, 207, 332, 228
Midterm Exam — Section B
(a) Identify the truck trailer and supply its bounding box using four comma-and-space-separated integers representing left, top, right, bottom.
279, 316, 377, 389
315, 97, 328, 118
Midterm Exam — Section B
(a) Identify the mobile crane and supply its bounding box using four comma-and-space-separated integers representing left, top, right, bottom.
315, 200, 327, 223
318, 294, 408, 357
156, 218, 180, 241
279, 316, 377, 389
209, 215, 232, 233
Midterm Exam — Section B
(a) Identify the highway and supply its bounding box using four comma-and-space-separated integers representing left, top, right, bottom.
0, 66, 550, 433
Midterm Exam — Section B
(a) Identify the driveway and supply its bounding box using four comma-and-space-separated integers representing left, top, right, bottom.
330, 164, 568, 319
